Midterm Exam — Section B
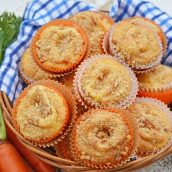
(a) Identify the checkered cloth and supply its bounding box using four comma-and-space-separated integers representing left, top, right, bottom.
0, 0, 172, 102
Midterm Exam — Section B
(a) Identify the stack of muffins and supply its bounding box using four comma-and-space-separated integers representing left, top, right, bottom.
13, 11, 172, 170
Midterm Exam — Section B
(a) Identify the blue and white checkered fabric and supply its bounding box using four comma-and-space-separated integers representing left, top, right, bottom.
0, 0, 172, 102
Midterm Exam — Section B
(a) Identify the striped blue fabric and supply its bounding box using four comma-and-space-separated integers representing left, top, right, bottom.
0, 0, 172, 102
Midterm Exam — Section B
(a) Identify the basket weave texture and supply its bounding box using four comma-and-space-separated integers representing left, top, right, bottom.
0, 91, 172, 172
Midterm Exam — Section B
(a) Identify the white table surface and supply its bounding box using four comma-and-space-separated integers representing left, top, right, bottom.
1, 0, 172, 16
0, 0, 172, 171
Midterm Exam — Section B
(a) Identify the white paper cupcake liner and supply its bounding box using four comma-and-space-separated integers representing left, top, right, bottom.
108, 22, 163, 70
74, 54, 138, 109
101, 30, 111, 54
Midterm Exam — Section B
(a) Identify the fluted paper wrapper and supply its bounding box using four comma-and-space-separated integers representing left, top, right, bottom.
74, 54, 138, 109
12, 80, 77, 147
138, 80, 172, 104
69, 108, 139, 169
108, 23, 163, 70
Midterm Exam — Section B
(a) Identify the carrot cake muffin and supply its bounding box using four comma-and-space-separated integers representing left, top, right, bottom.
12, 81, 70, 145
70, 109, 136, 169
71, 11, 114, 55
109, 20, 162, 70
137, 64, 172, 90
32, 19, 88, 74
137, 64, 172, 104
19, 48, 52, 84
128, 17, 167, 54
127, 98, 172, 155
76, 55, 138, 109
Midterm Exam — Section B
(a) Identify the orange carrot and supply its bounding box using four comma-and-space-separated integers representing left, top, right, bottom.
0, 106, 31, 172
0, 141, 32, 172
6, 125, 56, 172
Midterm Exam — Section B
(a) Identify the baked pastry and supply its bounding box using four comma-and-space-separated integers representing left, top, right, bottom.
109, 20, 162, 70
19, 48, 52, 84
71, 11, 114, 56
137, 64, 172, 104
12, 80, 71, 146
128, 16, 167, 54
70, 109, 136, 169
32, 19, 88, 74
75, 55, 138, 109
127, 98, 172, 155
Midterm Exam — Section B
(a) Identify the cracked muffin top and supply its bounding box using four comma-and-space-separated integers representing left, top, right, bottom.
127, 98, 172, 155
128, 17, 166, 53
71, 11, 114, 55
20, 47, 50, 83
12, 82, 70, 144
70, 109, 135, 168
32, 20, 88, 73
110, 20, 162, 69
78, 56, 137, 108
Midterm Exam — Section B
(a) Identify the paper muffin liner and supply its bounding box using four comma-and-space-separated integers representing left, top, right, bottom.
126, 16, 167, 55
108, 22, 163, 70
31, 19, 89, 74
69, 108, 138, 169
133, 65, 158, 74
101, 30, 111, 54
75, 54, 138, 109
55, 133, 74, 161
98, 34, 106, 54
132, 97, 172, 157
12, 80, 77, 147
138, 80, 172, 104
73, 68, 89, 110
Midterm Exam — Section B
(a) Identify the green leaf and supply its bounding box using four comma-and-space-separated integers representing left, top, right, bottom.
0, 29, 4, 63
0, 105, 6, 141
0, 12, 22, 65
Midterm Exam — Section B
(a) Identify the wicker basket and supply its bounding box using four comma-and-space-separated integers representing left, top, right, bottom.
0, 91, 172, 172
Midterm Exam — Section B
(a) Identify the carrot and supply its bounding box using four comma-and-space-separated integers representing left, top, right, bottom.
0, 106, 31, 172
6, 125, 56, 172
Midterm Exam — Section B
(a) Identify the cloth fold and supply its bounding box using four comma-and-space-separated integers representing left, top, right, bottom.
0, 0, 172, 102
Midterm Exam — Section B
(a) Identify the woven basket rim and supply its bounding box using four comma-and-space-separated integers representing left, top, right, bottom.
0, 91, 172, 171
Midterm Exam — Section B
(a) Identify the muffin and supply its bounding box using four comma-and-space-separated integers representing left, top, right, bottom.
127, 98, 172, 156
128, 17, 167, 54
19, 48, 53, 84
71, 11, 114, 56
75, 55, 138, 109
12, 80, 76, 146
70, 109, 137, 169
32, 19, 88, 74
109, 20, 162, 70
137, 64, 172, 104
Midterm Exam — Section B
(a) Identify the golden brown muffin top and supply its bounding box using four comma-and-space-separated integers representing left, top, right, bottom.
111, 20, 162, 69
73, 109, 133, 165
36, 26, 84, 70
129, 17, 161, 36
14, 85, 69, 142
71, 11, 114, 55
127, 99, 172, 153
137, 64, 172, 89
80, 57, 133, 108
20, 48, 50, 82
